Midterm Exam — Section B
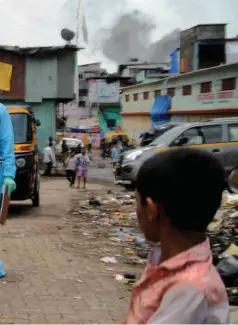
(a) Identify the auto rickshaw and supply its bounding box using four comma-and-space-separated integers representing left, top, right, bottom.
7, 107, 41, 206
105, 131, 129, 144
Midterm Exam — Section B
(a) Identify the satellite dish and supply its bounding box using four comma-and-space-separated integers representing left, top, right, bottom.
61, 28, 75, 44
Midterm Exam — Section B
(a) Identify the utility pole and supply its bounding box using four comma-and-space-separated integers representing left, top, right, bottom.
74, 0, 81, 106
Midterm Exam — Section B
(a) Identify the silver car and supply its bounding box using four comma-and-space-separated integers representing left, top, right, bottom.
120, 118, 238, 189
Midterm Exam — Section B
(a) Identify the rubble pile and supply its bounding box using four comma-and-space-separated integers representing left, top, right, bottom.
68, 190, 149, 284
69, 189, 238, 301
208, 193, 238, 305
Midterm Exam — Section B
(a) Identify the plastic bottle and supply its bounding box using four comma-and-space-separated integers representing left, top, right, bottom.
119, 228, 125, 242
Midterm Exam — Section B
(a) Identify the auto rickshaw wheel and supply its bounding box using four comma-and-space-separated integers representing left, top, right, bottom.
32, 182, 40, 207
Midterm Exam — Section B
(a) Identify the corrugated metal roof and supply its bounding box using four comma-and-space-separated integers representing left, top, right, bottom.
0, 45, 82, 55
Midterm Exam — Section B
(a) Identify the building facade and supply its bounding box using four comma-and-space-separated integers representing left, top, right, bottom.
0, 45, 77, 152
78, 62, 103, 115
121, 62, 238, 141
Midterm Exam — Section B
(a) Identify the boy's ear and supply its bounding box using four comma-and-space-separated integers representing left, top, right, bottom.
146, 197, 159, 222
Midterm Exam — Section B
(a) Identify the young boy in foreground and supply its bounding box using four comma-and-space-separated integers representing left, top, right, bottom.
124, 148, 229, 324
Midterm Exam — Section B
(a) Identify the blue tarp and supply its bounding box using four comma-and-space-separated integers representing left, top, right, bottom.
150, 95, 171, 127
169, 48, 179, 74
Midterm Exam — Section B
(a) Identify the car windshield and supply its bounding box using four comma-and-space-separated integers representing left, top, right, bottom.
10, 113, 33, 144
148, 124, 179, 146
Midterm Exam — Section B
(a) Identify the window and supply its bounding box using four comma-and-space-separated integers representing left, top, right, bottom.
167, 88, 175, 97
143, 92, 149, 100
154, 90, 161, 98
173, 128, 203, 146
182, 85, 192, 96
172, 125, 222, 146
78, 89, 88, 96
125, 95, 130, 102
200, 125, 222, 144
200, 82, 212, 93
228, 124, 238, 142
10, 113, 33, 144
222, 78, 236, 91
133, 93, 138, 101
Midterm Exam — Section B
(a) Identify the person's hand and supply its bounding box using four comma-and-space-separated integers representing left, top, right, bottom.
3, 177, 16, 197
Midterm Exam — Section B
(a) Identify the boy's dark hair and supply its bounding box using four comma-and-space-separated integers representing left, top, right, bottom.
136, 148, 225, 232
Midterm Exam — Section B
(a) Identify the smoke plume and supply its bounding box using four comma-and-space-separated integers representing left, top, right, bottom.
101, 10, 156, 63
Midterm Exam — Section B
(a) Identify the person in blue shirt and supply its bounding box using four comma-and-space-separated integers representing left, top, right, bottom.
0, 103, 16, 277
111, 141, 122, 168
0, 104, 16, 196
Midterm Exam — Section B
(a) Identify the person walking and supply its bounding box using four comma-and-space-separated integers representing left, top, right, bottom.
65, 150, 77, 188
87, 133, 93, 153
111, 141, 122, 183
61, 139, 69, 166
76, 147, 90, 189
111, 141, 121, 168
43, 143, 55, 178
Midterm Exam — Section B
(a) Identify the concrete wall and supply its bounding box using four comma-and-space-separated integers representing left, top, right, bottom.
136, 70, 160, 84
78, 63, 101, 74
122, 115, 151, 142
26, 52, 75, 103
31, 100, 56, 153
57, 51, 75, 100
25, 57, 58, 102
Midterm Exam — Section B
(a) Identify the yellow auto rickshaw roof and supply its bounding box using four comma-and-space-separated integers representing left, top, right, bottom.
7, 107, 30, 115
105, 132, 128, 138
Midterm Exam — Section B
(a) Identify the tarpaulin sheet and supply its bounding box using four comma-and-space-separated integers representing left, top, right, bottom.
0, 62, 12, 92
150, 95, 171, 127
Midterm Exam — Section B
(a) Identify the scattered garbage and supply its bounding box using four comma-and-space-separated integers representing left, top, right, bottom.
208, 193, 238, 305
115, 273, 136, 285
101, 257, 118, 264
89, 198, 101, 207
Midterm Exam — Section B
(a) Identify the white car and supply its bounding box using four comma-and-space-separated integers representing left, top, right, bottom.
55, 137, 84, 155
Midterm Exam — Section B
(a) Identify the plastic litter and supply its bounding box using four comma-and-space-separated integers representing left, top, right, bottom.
115, 273, 136, 285
220, 244, 238, 258
216, 256, 238, 287
101, 257, 118, 264
119, 228, 125, 242
0, 261, 7, 278
89, 198, 101, 206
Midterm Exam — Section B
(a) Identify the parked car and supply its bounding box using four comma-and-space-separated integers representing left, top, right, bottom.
119, 118, 238, 190
140, 122, 183, 147
55, 137, 84, 155
116, 122, 184, 187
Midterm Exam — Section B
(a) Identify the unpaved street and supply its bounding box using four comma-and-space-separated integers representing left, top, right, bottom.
1, 177, 238, 324
0, 178, 136, 324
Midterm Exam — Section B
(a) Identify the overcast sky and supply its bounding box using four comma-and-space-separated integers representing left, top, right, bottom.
1, 0, 238, 71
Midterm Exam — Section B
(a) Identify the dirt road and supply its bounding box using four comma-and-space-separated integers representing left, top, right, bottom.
1, 177, 238, 324
0, 178, 133, 324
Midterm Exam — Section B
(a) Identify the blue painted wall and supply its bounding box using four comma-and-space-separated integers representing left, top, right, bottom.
169, 48, 180, 73
193, 43, 199, 71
